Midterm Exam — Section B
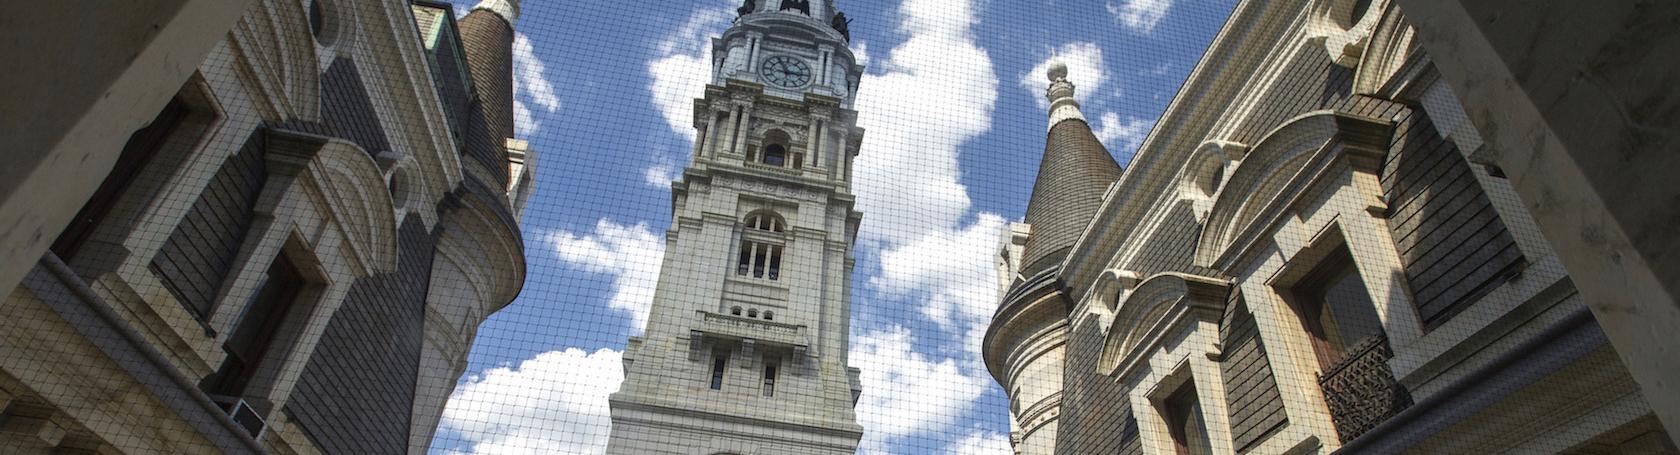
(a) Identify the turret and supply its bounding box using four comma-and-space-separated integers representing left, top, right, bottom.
458, 0, 520, 185
1017, 61, 1124, 278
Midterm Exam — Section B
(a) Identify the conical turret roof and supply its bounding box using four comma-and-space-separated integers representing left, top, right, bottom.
1018, 61, 1123, 278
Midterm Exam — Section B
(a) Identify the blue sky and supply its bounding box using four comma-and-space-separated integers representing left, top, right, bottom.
430, 0, 1233, 453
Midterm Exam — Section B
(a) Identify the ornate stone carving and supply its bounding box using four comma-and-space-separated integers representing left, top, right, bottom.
722, 45, 750, 77
716, 176, 824, 202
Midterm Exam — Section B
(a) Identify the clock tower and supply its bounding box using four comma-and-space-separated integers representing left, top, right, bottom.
604, 0, 867, 453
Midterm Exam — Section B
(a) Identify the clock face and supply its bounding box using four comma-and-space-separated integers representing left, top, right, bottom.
759, 56, 812, 89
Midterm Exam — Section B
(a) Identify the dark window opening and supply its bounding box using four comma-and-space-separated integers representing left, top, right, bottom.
52, 98, 189, 260
710, 351, 729, 390
731, 306, 743, 316
737, 244, 752, 275
204, 253, 304, 399
762, 361, 779, 397
1163, 380, 1212, 455
747, 213, 784, 232
1291, 246, 1385, 370
753, 245, 769, 278
763, 144, 787, 167
763, 311, 773, 321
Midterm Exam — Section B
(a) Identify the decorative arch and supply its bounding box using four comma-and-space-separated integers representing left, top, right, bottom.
1177, 140, 1246, 220
230, 0, 324, 122
758, 129, 794, 167
1351, 0, 1413, 94
1315, 0, 1388, 67
1098, 273, 1230, 379
1194, 110, 1390, 268
266, 130, 399, 277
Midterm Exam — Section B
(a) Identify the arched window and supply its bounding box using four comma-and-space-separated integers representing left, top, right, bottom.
731, 306, 743, 316
756, 129, 798, 168
763, 144, 787, 167
745, 211, 785, 232
762, 311, 773, 321
738, 211, 786, 280
748, 309, 759, 318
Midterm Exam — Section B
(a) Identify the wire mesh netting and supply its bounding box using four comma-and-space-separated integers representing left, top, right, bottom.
3, 0, 1676, 454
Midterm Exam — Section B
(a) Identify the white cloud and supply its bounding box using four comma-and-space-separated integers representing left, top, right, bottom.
514, 99, 537, 136
871, 214, 1006, 328
1020, 42, 1108, 110
1106, 0, 1174, 33
643, 162, 681, 188
648, 7, 735, 142
948, 431, 1014, 455
845, 0, 1012, 448
851, 326, 995, 454
852, 41, 871, 67
1092, 111, 1154, 156
546, 219, 665, 329
644, 6, 734, 188
513, 32, 559, 136
440, 348, 624, 455
853, 0, 998, 247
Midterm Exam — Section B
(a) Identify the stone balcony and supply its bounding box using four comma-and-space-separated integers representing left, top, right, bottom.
743, 160, 806, 177
696, 310, 808, 347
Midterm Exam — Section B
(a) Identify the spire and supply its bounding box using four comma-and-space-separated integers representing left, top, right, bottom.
471, 0, 519, 25
1045, 59, 1085, 129
1016, 62, 1123, 278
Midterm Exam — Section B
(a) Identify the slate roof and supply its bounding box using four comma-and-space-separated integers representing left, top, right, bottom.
1018, 118, 1124, 278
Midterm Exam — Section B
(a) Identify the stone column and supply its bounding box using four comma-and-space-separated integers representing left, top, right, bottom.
0, 0, 253, 297
1394, 0, 1680, 442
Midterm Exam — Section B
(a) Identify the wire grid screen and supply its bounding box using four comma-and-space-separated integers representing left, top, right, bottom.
5, 0, 1672, 454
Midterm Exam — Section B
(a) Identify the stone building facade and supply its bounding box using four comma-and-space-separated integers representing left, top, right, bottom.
984, 0, 1679, 454
605, 0, 867, 453
0, 0, 533, 453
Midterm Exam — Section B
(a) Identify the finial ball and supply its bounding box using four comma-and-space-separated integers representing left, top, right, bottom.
1047, 60, 1069, 82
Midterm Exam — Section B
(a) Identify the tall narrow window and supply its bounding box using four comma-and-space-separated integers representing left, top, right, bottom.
1290, 246, 1385, 370
762, 361, 779, 397
205, 252, 304, 398
1162, 380, 1212, 455
737, 242, 783, 281
710, 350, 729, 390
753, 245, 769, 277
737, 212, 786, 281
738, 244, 753, 275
